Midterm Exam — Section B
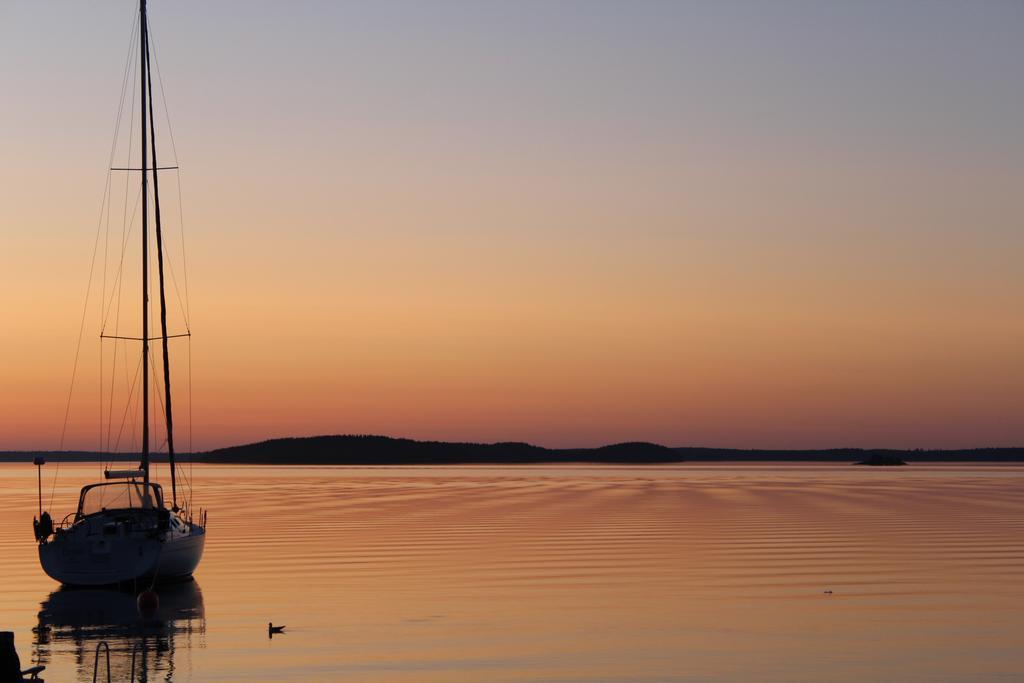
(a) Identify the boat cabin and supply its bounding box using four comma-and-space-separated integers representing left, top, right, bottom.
76, 481, 165, 520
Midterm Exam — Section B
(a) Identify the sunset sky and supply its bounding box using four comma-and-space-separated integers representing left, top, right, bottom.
1, 1, 1022, 451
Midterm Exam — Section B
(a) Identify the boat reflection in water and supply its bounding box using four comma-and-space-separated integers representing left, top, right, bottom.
33, 580, 205, 682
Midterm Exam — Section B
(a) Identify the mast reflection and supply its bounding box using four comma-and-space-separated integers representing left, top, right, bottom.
34, 580, 205, 682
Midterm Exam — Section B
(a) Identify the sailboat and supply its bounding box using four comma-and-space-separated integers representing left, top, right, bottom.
32, 0, 205, 586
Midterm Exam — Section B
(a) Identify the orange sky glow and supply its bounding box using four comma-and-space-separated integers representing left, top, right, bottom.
1, 1, 1021, 451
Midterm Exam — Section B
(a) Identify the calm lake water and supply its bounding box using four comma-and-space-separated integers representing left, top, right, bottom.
1, 463, 1022, 681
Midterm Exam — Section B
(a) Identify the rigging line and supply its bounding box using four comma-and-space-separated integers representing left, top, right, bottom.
101, 39, 127, 458
109, 10, 139, 315
104, 23, 141, 332
104, 337, 132, 461
98, 324, 102, 478
107, 6, 141, 464
105, 156, 138, 449
147, 344, 193, 494
106, 10, 138, 173
98, 313, 104, 479
178, 446, 193, 487
104, 339, 119, 455
146, 20, 180, 508
189, 335, 193, 468
175, 454, 191, 488
108, 191, 140, 335
152, 12, 195, 505
171, 447, 191, 490
104, 8, 138, 336
111, 354, 145, 455
149, 23, 192, 330
101, 39, 130, 454
103, 219, 133, 454
187, 335, 193, 507
147, 350, 166, 437
151, 24, 192, 322
119, 25, 138, 320
126, 358, 138, 455
51, 174, 114, 509
102, 177, 141, 329
175, 172, 192, 327
100, 184, 142, 332
104, 186, 136, 454
50, 4, 140, 508
148, 181, 191, 328
99, 167, 115, 459
160, 229, 192, 330
130, 182, 190, 329
147, 19, 179, 166
123, 339, 139, 458
100, 173, 110, 465
103, 180, 136, 457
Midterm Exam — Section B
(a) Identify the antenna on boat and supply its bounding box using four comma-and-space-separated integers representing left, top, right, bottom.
34, 457, 45, 519
33, 456, 53, 542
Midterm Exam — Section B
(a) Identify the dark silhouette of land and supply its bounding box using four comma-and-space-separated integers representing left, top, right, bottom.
855, 452, 908, 466
1, 435, 1022, 464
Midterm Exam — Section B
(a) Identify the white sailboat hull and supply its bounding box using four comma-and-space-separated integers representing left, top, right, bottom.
39, 519, 205, 587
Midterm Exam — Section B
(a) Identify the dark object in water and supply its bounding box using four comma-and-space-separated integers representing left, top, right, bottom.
0, 631, 46, 681
137, 590, 160, 616
855, 452, 907, 466
268, 622, 286, 638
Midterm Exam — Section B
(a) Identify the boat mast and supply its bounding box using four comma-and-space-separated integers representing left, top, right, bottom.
145, 19, 179, 510
140, 0, 150, 487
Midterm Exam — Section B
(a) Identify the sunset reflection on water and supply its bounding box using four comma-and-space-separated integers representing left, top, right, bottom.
1, 463, 1022, 681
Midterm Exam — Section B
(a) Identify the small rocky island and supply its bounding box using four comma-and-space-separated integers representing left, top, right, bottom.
855, 452, 908, 466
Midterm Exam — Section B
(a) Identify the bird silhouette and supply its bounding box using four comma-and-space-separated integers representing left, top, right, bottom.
268, 622, 286, 638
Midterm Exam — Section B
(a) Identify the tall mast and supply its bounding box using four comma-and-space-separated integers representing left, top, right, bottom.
140, 0, 150, 486
145, 22, 179, 510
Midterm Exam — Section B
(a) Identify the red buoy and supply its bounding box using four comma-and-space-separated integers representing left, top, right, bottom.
137, 590, 159, 615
